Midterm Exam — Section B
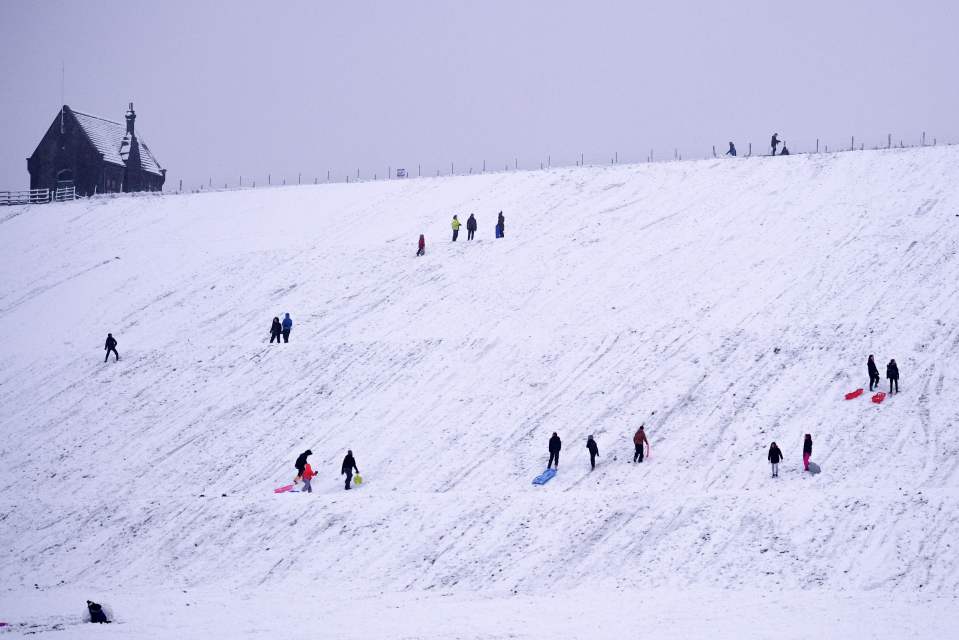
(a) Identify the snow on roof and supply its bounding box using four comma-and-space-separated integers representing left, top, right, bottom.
70, 108, 164, 176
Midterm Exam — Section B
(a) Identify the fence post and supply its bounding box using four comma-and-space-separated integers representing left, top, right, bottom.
712, 145, 716, 158
298, 172, 301, 185
253, 180, 256, 188
922, 131, 926, 146
548, 155, 551, 168
615, 151, 618, 164
816, 139, 819, 153
178, 179, 182, 192
451, 162, 454, 176
851, 136, 854, 151
419, 164, 422, 177
268, 174, 271, 186
748, 143, 752, 156
482, 160, 485, 173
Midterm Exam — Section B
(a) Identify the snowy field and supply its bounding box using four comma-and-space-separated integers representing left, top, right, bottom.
1, 147, 958, 638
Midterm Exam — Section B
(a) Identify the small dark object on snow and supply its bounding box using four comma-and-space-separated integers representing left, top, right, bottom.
87, 600, 110, 624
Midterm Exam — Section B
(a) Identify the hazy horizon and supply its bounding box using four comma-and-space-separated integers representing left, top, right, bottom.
1, 0, 957, 191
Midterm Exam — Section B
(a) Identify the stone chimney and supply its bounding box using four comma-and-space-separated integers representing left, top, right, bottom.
125, 102, 136, 136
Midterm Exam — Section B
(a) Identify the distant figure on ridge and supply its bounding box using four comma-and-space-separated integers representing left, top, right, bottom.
269, 316, 282, 344
104, 333, 119, 362
768, 441, 783, 478
451, 215, 461, 242
802, 434, 813, 471
466, 213, 477, 241
586, 435, 599, 470
867, 354, 880, 391
341, 449, 360, 490
548, 432, 562, 469
281, 313, 293, 343
725, 141, 737, 157
417, 234, 426, 257
496, 211, 505, 239
770, 133, 781, 156
886, 358, 900, 394
633, 425, 649, 463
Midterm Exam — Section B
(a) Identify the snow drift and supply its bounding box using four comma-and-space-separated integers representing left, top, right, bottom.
1, 146, 958, 637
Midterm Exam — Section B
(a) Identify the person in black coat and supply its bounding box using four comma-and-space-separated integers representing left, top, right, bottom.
466, 213, 477, 240
87, 600, 110, 624
586, 435, 599, 470
270, 317, 282, 344
496, 211, 505, 239
887, 359, 900, 394
725, 141, 737, 157
342, 450, 359, 490
767, 441, 783, 478
547, 432, 562, 469
802, 434, 813, 471
770, 133, 781, 155
867, 354, 880, 391
294, 449, 312, 480
103, 333, 119, 362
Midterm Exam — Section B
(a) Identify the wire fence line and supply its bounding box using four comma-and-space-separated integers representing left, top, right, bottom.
169, 129, 948, 196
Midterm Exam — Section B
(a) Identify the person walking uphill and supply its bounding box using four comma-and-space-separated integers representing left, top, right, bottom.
548, 432, 562, 469
281, 313, 293, 343
417, 234, 426, 257
768, 441, 783, 478
633, 425, 649, 463
496, 211, 505, 239
451, 215, 461, 242
300, 462, 316, 493
586, 435, 599, 470
887, 358, 900, 394
466, 213, 477, 240
103, 333, 119, 362
802, 434, 813, 471
341, 449, 359, 490
269, 317, 282, 344
867, 354, 880, 391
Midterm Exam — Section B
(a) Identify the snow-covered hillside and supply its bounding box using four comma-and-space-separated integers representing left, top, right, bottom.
2, 147, 959, 638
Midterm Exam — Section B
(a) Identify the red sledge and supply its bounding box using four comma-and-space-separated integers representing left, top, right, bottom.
845, 388, 864, 400
871, 392, 886, 404
274, 484, 295, 494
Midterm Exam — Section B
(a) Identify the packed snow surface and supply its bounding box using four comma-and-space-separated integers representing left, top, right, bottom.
2, 147, 959, 638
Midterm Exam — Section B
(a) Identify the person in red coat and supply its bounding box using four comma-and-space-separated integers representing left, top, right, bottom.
633, 425, 649, 463
416, 234, 426, 257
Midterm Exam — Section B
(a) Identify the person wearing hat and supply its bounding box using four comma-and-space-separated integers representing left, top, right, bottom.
294, 449, 312, 483
281, 313, 293, 343
547, 432, 562, 469
341, 450, 359, 490
451, 215, 461, 242
886, 358, 900, 394
586, 435, 599, 470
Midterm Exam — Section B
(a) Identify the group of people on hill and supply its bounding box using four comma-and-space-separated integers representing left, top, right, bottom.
546, 425, 650, 471
724, 133, 790, 158
868, 354, 900, 393
269, 313, 294, 343
294, 449, 360, 491
417, 211, 505, 256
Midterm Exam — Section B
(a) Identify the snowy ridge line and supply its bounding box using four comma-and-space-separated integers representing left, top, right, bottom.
1, 144, 959, 619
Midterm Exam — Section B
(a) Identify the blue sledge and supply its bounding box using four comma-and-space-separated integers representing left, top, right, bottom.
532, 468, 557, 485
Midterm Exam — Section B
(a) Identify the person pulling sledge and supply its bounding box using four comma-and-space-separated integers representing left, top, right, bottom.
867, 354, 880, 391
802, 434, 813, 471
342, 449, 359, 490
633, 425, 649, 463
886, 358, 899, 394
270, 317, 282, 343
547, 432, 562, 469
768, 441, 783, 478
103, 333, 119, 362
281, 313, 293, 343
451, 215, 461, 242
586, 435, 599, 470
466, 213, 477, 240
417, 234, 426, 256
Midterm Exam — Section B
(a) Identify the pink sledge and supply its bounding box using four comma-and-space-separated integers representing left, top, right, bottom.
274, 484, 295, 494
871, 392, 886, 404
845, 388, 864, 400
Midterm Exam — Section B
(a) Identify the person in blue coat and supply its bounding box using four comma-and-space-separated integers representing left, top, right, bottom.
281, 313, 293, 343
725, 141, 737, 157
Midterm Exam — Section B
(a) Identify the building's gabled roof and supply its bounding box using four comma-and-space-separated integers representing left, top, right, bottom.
70, 108, 164, 176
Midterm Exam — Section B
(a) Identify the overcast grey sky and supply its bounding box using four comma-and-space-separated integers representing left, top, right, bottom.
1, 0, 957, 190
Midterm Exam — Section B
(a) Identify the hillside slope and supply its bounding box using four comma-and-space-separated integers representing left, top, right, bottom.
1, 147, 959, 638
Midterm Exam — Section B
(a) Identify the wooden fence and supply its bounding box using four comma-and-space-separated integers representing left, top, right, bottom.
0, 186, 76, 206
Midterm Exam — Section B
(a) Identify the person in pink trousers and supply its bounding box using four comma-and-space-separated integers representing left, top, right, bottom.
802, 434, 813, 471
